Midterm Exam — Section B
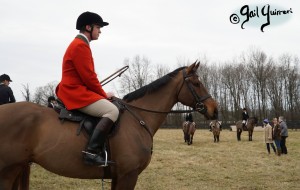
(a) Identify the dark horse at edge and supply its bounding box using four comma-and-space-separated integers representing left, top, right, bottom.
0, 62, 218, 190
236, 117, 258, 141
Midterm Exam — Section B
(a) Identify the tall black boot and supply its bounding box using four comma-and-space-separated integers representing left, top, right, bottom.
242, 123, 246, 131
83, 117, 114, 166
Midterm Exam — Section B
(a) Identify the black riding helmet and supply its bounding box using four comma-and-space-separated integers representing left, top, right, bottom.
0, 74, 12, 82
76, 11, 109, 41
76, 11, 109, 30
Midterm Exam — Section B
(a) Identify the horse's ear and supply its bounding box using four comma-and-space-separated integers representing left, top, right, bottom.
186, 60, 199, 74
194, 61, 200, 71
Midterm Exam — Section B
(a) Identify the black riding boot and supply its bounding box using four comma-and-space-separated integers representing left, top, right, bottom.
242, 123, 246, 131
83, 117, 114, 166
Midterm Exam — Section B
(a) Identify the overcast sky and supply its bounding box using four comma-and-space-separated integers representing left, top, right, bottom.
1, 0, 299, 101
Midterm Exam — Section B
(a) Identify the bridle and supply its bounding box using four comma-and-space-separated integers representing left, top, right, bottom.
179, 68, 211, 114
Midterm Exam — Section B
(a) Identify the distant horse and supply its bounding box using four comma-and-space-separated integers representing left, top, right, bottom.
209, 120, 222, 142
236, 117, 258, 141
182, 121, 196, 145
0, 62, 218, 190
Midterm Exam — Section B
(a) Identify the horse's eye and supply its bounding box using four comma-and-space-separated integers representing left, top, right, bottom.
193, 82, 200, 87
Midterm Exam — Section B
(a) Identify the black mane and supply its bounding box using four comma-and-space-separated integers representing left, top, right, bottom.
123, 67, 185, 102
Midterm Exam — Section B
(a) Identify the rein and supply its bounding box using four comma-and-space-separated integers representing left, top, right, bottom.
117, 100, 194, 114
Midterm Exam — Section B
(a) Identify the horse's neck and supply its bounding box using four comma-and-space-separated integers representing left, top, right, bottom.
129, 81, 178, 135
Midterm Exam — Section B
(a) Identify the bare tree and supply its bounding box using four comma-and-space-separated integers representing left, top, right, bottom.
278, 54, 300, 119
246, 48, 273, 120
21, 83, 31, 102
119, 55, 153, 97
155, 64, 170, 78
33, 81, 58, 105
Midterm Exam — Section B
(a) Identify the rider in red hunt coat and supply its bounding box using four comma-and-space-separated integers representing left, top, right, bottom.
56, 11, 119, 166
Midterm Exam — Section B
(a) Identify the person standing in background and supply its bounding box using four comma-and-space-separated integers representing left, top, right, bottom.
272, 117, 281, 156
263, 119, 276, 155
0, 74, 16, 105
279, 116, 288, 154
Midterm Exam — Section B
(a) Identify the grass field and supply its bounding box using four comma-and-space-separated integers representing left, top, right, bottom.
30, 129, 300, 190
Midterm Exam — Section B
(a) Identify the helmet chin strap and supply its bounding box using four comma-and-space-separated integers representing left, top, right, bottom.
86, 25, 94, 41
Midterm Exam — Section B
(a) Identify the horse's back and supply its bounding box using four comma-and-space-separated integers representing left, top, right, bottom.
0, 102, 58, 163
0, 102, 108, 178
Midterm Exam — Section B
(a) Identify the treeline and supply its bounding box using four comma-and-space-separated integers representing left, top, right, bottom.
22, 48, 300, 126
201, 49, 299, 122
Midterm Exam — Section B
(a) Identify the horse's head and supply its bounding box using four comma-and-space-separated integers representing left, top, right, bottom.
249, 117, 258, 126
177, 62, 218, 120
210, 120, 221, 131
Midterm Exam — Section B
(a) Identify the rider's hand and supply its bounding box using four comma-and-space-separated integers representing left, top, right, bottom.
106, 92, 115, 99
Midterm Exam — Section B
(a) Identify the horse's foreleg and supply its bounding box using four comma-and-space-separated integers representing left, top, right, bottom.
248, 131, 252, 141
249, 131, 253, 141
111, 170, 139, 190
237, 130, 241, 141
0, 165, 23, 190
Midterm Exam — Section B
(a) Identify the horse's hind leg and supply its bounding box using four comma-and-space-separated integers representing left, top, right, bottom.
188, 135, 191, 145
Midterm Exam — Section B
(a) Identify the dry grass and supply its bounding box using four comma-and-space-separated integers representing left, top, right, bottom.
30, 130, 300, 190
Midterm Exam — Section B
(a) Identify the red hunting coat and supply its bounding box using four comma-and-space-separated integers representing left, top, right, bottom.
56, 35, 107, 110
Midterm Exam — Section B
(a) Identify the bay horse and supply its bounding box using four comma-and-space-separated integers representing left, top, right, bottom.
0, 62, 218, 190
236, 117, 258, 141
182, 120, 196, 145
209, 120, 222, 142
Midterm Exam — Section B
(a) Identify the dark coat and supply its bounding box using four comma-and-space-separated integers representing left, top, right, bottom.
273, 124, 281, 140
242, 111, 249, 120
0, 84, 16, 105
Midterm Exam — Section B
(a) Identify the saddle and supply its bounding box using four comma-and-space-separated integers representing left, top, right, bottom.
56, 99, 123, 137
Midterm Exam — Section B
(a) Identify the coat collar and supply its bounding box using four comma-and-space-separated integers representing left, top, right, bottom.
76, 34, 89, 45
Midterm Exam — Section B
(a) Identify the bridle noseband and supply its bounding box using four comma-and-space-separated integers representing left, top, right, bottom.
180, 68, 211, 114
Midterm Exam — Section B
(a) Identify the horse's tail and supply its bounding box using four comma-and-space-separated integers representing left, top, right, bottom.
18, 164, 31, 190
